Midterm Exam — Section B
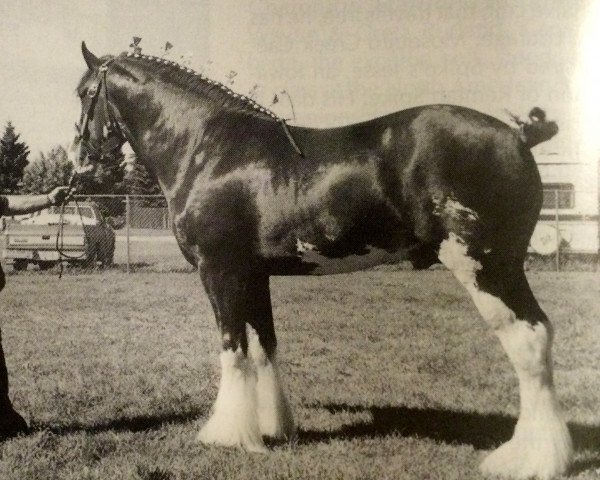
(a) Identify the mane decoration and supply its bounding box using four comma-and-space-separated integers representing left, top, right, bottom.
123, 51, 281, 122
118, 51, 303, 156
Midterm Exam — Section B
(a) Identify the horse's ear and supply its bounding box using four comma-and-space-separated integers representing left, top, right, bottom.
81, 42, 101, 70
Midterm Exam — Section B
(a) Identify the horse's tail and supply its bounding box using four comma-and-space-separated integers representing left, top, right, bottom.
518, 107, 559, 148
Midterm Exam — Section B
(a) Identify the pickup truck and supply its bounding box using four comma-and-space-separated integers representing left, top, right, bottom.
2, 201, 115, 270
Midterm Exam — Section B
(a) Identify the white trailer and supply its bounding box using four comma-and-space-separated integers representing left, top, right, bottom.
530, 150, 599, 255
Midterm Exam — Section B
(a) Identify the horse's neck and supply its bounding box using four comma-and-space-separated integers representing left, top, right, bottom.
116, 82, 212, 199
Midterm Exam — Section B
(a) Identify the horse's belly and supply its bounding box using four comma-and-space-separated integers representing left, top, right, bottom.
267, 245, 409, 275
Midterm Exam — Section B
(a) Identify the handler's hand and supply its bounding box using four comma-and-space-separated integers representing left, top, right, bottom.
47, 186, 72, 206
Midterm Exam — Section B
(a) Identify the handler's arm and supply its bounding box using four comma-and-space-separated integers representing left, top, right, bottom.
2, 187, 71, 216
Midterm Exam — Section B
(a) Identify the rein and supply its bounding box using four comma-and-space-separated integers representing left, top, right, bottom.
57, 58, 128, 278
55, 173, 87, 279
57, 58, 123, 278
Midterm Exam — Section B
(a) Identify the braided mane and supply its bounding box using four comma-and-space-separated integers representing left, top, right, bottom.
121, 52, 280, 122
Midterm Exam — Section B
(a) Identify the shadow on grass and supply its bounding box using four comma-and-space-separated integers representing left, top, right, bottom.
300, 403, 513, 450
30, 407, 206, 436
301, 403, 600, 454
24, 403, 600, 474
569, 423, 600, 475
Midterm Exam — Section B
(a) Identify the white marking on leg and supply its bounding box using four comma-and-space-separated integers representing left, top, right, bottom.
197, 349, 267, 452
439, 234, 573, 479
482, 321, 573, 480
438, 232, 481, 285
248, 328, 296, 441
439, 233, 515, 329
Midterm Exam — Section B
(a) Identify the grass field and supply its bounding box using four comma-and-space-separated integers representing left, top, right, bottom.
0, 269, 598, 479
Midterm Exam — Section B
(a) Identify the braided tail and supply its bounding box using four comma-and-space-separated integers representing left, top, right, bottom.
514, 107, 559, 148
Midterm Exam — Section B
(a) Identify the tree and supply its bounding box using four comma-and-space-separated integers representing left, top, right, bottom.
0, 122, 30, 193
21, 145, 73, 194
125, 161, 161, 196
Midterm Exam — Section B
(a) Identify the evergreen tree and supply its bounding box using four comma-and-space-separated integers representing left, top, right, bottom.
0, 122, 30, 193
21, 145, 73, 194
125, 161, 161, 196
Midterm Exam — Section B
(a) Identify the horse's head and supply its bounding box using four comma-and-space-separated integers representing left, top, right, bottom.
74, 42, 126, 173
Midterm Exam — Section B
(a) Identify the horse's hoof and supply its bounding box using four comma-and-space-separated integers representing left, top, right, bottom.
480, 430, 572, 480
197, 431, 269, 454
197, 417, 268, 453
262, 429, 297, 448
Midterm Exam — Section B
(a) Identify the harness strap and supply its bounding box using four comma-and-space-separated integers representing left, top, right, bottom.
100, 61, 118, 132
278, 119, 304, 158
76, 59, 119, 159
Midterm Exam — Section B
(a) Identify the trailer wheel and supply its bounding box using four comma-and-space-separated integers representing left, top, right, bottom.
37, 261, 55, 271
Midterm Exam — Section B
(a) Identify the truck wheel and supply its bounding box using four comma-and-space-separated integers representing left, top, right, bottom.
102, 253, 114, 268
13, 260, 28, 271
84, 248, 98, 269
37, 261, 55, 271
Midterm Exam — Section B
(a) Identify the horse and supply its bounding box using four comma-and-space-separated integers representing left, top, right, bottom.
74, 42, 572, 479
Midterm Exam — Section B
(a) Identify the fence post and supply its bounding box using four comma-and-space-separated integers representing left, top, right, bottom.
126, 194, 131, 274
554, 190, 560, 272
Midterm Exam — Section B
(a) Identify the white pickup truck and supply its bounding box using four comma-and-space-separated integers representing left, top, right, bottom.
2, 202, 115, 270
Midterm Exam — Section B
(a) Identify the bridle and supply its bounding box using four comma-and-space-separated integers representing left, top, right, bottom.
74, 58, 126, 171
56, 58, 126, 277
65, 57, 125, 219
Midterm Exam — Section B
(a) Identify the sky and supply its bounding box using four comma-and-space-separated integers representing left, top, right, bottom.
0, 0, 598, 163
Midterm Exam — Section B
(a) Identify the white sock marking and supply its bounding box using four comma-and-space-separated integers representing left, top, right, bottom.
248, 328, 296, 441
197, 349, 266, 452
439, 233, 573, 479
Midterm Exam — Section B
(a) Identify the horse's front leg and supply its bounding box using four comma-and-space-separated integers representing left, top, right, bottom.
245, 270, 295, 443
197, 262, 289, 452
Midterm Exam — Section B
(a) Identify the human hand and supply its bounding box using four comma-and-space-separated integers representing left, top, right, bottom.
47, 186, 72, 206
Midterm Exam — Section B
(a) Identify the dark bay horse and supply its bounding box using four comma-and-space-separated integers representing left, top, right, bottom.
75, 43, 572, 479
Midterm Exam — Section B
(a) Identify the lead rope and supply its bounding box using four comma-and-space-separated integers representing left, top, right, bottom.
56, 173, 87, 279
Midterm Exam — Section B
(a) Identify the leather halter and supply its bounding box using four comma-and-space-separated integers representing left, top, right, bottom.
75, 59, 125, 165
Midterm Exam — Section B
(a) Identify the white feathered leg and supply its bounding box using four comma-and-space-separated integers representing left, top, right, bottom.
249, 329, 296, 441
198, 349, 267, 453
480, 322, 572, 480
439, 234, 572, 479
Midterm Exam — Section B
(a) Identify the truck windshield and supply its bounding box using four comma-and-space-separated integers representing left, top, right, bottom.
47, 206, 95, 219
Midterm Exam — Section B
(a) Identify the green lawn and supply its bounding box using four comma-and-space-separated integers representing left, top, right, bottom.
0, 270, 598, 479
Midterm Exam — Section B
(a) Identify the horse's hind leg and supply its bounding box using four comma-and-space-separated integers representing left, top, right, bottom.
439, 233, 572, 480
197, 263, 266, 452
246, 271, 295, 442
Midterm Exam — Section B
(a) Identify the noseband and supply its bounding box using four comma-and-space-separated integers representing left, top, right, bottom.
75, 59, 125, 166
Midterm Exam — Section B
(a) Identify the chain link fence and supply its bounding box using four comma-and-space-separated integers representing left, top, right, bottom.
1, 192, 598, 274
1, 195, 190, 274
